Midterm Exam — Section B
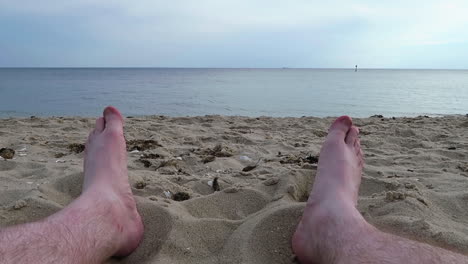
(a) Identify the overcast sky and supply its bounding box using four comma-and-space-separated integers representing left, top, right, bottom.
1, 0, 468, 68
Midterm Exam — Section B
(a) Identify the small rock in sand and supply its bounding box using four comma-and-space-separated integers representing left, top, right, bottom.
242, 165, 257, 172
0, 148, 15, 159
263, 177, 280, 186
239, 155, 252, 162
202, 155, 216, 164
134, 181, 147, 189
385, 191, 406, 201
13, 200, 27, 210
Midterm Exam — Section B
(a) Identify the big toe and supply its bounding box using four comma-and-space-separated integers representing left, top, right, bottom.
345, 126, 359, 145
103, 106, 124, 132
328, 116, 352, 139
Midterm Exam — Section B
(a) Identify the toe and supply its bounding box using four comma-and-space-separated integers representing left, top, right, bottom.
357, 148, 364, 166
94, 117, 105, 133
345, 126, 359, 145
328, 116, 352, 139
354, 139, 361, 150
103, 106, 124, 133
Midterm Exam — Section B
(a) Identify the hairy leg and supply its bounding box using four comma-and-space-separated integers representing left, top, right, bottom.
292, 116, 468, 264
0, 106, 143, 264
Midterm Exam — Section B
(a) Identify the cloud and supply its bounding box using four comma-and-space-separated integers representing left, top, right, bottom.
1, 0, 467, 67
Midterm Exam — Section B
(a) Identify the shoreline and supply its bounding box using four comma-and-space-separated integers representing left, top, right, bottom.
1, 112, 466, 120
1, 115, 468, 263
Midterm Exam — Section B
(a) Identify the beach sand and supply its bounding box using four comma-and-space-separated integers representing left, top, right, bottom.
1, 115, 468, 263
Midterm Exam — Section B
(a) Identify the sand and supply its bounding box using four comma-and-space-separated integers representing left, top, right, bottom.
1, 114, 468, 263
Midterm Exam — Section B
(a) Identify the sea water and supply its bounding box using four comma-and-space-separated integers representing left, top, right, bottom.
1, 68, 467, 118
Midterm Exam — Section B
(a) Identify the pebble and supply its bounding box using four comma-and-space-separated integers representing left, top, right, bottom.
287, 185, 296, 195
239, 155, 252, 161
134, 181, 147, 189
385, 191, 406, 201
13, 200, 27, 210
263, 177, 280, 186
0, 148, 15, 159
163, 191, 172, 198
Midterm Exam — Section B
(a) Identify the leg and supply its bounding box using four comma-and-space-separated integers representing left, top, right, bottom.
292, 116, 468, 264
0, 107, 143, 264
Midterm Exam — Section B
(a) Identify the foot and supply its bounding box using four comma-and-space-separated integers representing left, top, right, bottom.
82, 106, 144, 256
292, 116, 368, 263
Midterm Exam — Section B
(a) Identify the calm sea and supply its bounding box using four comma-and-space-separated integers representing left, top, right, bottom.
0, 68, 467, 118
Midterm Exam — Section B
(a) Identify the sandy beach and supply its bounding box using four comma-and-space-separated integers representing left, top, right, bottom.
1, 114, 468, 263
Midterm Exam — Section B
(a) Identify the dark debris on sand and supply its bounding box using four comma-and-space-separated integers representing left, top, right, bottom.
134, 181, 147, 189
68, 143, 85, 154
138, 159, 152, 168
196, 143, 234, 158
212, 177, 220, 191
280, 154, 318, 165
126, 139, 162, 151
173, 192, 190, 201
196, 143, 234, 164
55, 152, 66, 158
202, 155, 216, 164
242, 165, 257, 172
138, 153, 164, 168
0, 148, 15, 159
141, 153, 164, 159
156, 159, 180, 169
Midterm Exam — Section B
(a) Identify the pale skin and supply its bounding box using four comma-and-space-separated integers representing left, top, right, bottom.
292, 116, 468, 264
0, 109, 466, 264
0, 107, 144, 264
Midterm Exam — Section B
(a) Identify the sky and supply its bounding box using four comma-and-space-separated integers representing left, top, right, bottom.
1, 0, 468, 68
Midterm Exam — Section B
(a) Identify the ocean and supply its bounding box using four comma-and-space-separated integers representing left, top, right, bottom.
0, 68, 467, 118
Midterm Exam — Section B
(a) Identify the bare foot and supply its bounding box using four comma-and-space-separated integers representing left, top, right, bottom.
292, 116, 369, 263
82, 106, 144, 256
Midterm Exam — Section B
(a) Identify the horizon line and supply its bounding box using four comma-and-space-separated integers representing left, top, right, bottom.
1, 67, 468, 70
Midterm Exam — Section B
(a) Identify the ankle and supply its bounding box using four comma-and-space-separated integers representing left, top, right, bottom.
45, 196, 123, 261
293, 197, 369, 263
